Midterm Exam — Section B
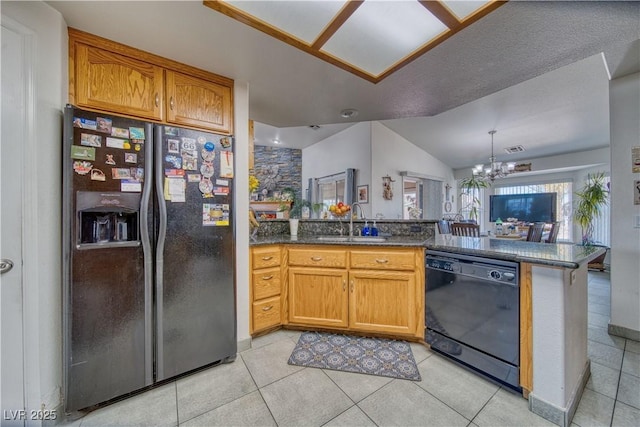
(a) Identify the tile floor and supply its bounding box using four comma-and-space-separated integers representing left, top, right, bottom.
62, 271, 639, 426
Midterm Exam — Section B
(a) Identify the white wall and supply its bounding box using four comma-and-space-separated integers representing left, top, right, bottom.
371, 122, 455, 219
609, 72, 640, 336
1, 0, 67, 416
302, 122, 372, 217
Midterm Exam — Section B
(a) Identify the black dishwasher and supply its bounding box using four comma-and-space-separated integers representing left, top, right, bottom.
425, 250, 521, 391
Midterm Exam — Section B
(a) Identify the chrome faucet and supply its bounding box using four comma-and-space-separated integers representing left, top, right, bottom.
349, 202, 365, 237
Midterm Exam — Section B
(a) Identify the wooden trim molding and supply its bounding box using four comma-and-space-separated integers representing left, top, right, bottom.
203, 0, 507, 83
520, 262, 533, 396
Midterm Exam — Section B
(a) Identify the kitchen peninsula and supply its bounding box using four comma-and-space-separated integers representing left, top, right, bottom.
249, 221, 605, 427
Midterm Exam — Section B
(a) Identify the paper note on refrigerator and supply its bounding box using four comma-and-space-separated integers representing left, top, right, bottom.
167, 177, 186, 202
220, 151, 234, 178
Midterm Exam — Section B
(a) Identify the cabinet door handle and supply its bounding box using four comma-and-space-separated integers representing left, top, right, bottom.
311, 256, 323, 261
155, 93, 159, 107
262, 305, 273, 312
375, 259, 389, 264
343, 280, 346, 291
261, 275, 273, 280
350, 280, 354, 292
261, 256, 273, 261
169, 96, 175, 110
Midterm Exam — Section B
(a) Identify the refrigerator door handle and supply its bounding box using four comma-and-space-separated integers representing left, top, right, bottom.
154, 125, 167, 380
140, 122, 155, 386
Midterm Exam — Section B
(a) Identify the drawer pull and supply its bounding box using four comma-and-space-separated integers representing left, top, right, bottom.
375, 259, 389, 264
310, 256, 323, 261
261, 256, 273, 261
262, 305, 273, 312
261, 275, 274, 280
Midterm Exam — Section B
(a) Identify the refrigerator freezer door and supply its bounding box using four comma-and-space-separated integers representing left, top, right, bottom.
155, 125, 236, 381
63, 107, 153, 412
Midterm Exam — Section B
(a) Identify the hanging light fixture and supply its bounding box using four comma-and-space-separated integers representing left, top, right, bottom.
472, 130, 516, 182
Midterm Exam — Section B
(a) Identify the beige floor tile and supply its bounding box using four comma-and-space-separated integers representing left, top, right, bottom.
586, 361, 621, 399
410, 341, 434, 364
621, 351, 639, 377
473, 388, 555, 427
324, 406, 376, 427
80, 382, 178, 427
359, 380, 469, 426
176, 359, 257, 423
241, 337, 304, 387
180, 391, 275, 427
588, 312, 611, 328
611, 401, 640, 427
260, 368, 352, 426
588, 326, 626, 350
323, 369, 393, 403
250, 329, 297, 349
626, 339, 640, 354
416, 354, 500, 420
572, 388, 615, 427
588, 340, 624, 370
617, 372, 640, 409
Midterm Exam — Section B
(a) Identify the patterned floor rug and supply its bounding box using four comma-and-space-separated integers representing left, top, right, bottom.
287, 331, 421, 381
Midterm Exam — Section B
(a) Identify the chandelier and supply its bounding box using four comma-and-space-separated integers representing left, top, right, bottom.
472, 130, 516, 182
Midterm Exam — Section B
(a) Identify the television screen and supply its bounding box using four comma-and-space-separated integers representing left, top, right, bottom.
489, 193, 557, 223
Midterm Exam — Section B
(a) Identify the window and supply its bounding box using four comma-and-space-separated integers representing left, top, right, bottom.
315, 173, 346, 208
494, 181, 573, 241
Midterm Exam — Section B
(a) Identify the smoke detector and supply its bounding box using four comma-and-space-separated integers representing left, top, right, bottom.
340, 109, 358, 119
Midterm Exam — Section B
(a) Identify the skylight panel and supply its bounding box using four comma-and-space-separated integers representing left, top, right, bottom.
441, 0, 491, 20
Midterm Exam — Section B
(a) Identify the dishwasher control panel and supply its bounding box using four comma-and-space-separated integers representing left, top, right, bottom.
426, 251, 519, 285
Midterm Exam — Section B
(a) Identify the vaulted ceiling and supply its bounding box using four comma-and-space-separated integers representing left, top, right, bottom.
47, 1, 640, 170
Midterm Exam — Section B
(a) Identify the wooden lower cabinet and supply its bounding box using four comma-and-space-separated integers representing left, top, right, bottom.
288, 267, 348, 328
250, 245, 283, 334
286, 246, 424, 338
349, 270, 416, 335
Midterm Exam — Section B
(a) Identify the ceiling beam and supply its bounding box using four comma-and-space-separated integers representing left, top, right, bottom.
311, 0, 363, 50
419, 1, 461, 30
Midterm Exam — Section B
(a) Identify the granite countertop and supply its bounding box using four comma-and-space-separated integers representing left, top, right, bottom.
250, 234, 606, 269
250, 234, 428, 247
428, 235, 606, 269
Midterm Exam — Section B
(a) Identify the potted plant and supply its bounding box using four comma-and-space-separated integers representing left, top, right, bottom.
280, 187, 309, 237
574, 172, 609, 269
458, 175, 490, 222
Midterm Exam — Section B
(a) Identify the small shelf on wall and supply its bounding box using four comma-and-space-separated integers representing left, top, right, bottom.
250, 201, 291, 219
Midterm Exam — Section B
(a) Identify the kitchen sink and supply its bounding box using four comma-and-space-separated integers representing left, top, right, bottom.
351, 236, 387, 243
315, 236, 350, 242
315, 236, 387, 243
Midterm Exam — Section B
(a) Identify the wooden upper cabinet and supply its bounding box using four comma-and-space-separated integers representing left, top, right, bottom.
69, 28, 234, 135
74, 44, 164, 121
165, 70, 232, 134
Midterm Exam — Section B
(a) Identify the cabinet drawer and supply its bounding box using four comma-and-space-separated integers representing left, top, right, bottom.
253, 267, 281, 300
252, 247, 281, 269
252, 296, 281, 332
350, 249, 416, 271
288, 248, 347, 268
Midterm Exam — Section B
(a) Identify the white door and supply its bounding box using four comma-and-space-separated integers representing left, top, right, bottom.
1, 20, 27, 422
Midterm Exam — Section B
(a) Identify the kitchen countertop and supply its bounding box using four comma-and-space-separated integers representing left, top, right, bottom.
250, 234, 606, 268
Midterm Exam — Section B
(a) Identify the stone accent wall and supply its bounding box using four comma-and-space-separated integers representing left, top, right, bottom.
252, 146, 302, 199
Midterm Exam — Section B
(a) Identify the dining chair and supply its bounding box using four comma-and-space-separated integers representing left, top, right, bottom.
545, 222, 560, 243
451, 222, 480, 237
526, 222, 546, 242
437, 220, 452, 234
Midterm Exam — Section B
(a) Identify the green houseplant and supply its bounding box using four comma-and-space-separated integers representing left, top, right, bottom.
574, 172, 609, 246
458, 175, 490, 222
280, 187, 310, 236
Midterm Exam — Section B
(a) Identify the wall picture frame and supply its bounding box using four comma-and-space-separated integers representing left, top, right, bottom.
357, 185, 369, 204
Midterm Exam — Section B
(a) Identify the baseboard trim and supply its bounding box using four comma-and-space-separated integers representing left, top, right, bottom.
528, 360, 590, 427
608, 323, 640, 341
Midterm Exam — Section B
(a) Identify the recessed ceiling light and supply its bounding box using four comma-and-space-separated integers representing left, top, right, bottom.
273, 139, 280, 144
340, 108, 359, 119
309, 125, 321, 130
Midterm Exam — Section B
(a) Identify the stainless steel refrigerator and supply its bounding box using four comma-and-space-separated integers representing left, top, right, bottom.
62, 106, 236, 412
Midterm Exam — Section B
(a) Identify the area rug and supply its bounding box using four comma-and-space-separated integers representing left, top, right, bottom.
287, 331, 421, 381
